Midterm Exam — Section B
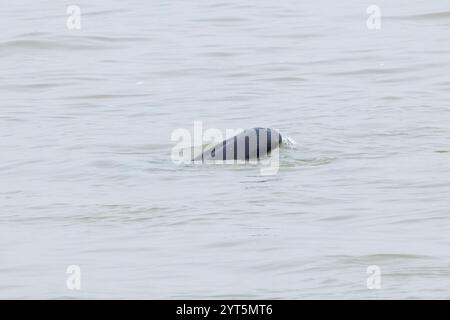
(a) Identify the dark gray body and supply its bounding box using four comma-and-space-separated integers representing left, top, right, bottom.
193, 127, 282, 162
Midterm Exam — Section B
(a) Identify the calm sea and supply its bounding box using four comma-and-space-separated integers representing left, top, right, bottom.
1, 0, 450, 298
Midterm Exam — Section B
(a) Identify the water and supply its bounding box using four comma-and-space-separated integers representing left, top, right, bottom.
1, 0, 450, 299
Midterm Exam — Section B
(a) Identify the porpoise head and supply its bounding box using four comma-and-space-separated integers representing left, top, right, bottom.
194, 127, 282, 162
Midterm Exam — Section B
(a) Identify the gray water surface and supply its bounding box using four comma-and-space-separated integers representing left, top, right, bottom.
1, 0, 450, 299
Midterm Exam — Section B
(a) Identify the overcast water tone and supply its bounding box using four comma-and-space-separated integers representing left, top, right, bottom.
1, 0, 450, 299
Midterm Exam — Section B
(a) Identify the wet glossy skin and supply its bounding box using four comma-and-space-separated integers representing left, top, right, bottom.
194, 128, 282, 162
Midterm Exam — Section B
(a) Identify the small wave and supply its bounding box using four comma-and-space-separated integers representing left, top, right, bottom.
256, 76, 307, 83
0, 38, 113, 53
330, 66, 413, 77
389, 11, 450, 21
336, 254, 434, 265
191, 17, 250, 24
0, 34, 148, 55
282, 157, 336, 167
